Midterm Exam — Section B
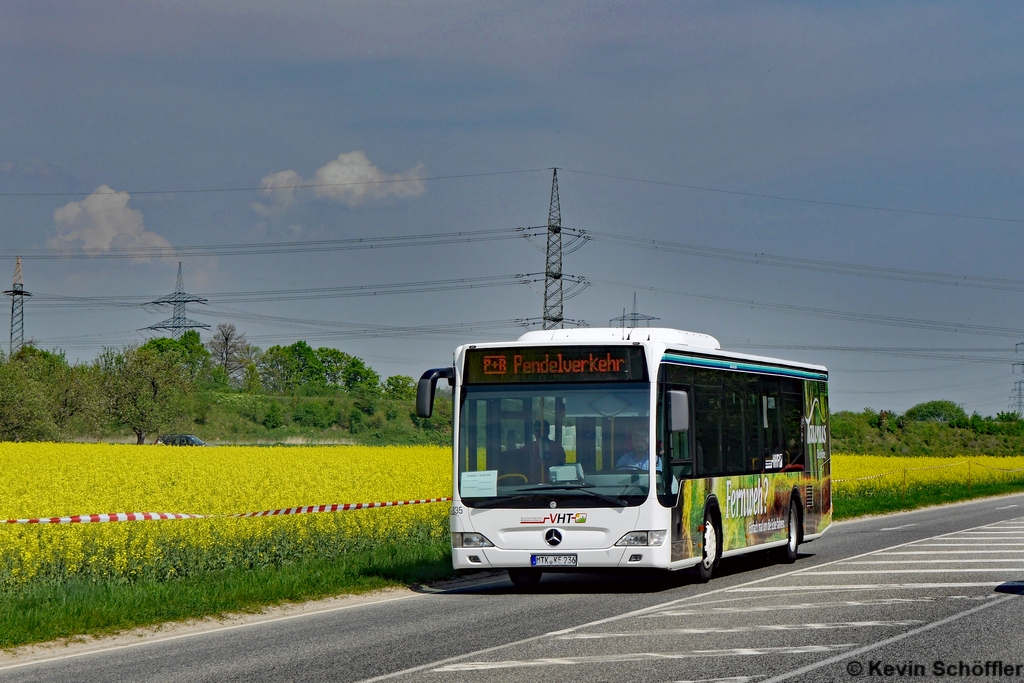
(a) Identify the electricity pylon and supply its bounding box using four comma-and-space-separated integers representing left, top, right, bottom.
1011, 380, 1024, 415
542, 169, 563, 330
145, 262, 210, 339
609, 293, 660, 328
4, 256, 31, 355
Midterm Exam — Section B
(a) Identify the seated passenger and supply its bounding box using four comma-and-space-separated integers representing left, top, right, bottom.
517, 419, 566, 481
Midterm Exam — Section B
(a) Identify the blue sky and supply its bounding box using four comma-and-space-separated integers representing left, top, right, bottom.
2, 1, 1023, 413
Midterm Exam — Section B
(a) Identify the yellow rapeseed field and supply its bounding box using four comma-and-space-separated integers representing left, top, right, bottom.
0, 444, 452, 588
5, 446, 1023, 589
833, 453, 1024, 496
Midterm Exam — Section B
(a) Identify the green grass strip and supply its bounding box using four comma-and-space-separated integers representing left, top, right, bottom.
0, 540, 454, 649
834, 479, 1024, 520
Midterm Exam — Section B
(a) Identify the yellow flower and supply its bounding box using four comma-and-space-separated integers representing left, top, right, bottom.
0, 444, 451, 588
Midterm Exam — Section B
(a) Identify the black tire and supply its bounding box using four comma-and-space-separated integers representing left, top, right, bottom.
782, 499, 800, 563
508, 568, 542, 587
697, 510, 718, 583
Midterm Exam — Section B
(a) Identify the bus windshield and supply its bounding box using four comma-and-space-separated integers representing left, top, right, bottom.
458, 382, 651, 508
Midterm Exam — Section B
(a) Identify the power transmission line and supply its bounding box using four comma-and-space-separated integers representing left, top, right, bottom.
726, 342, 1018, 365
0, 169, 549, 198
843, 374, 1012, 396
564, 169, 1024, 224
593, 277, 1024, 338
7, 165, 1018, 225
28, 273, 568, 310
0, 227, 544, 261
577, 228, 1024, 293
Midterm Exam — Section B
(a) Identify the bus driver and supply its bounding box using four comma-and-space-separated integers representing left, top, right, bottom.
616, 430, 651, 470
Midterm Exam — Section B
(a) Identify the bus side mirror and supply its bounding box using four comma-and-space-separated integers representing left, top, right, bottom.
668, 390, 689, 432
416, 367, 454, 418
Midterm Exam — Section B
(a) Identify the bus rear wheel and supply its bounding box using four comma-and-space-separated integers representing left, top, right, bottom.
782, 499, 800, 564
508, 568, 542, 587
697, 512, 718, 583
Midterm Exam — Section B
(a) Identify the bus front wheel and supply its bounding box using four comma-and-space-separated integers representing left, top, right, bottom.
508, 568, 542, 587
697, 512, 718, 583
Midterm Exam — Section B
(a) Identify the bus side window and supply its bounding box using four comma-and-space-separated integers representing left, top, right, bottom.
723, 374, 746, 474
780, 378, 805, 471
694, 379, 723, 477
762, 378, 783, 469
670, 430, 691, 477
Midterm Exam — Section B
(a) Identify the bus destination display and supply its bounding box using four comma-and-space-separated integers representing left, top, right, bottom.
464, 346, 647, 384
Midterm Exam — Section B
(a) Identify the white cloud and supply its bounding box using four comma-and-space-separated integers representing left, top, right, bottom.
312, 151, 425, 205
252, 151, 425, 214
252, 169, 301, 217
51, 185, 172, 255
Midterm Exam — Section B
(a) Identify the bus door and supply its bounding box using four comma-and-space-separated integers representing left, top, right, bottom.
658, 383, 695, 561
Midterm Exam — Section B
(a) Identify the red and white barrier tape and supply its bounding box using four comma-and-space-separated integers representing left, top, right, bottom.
3, 497, 451, 525
226, 497, 451, 518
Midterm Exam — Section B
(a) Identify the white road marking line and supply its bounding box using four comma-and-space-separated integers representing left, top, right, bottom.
876, 550, 1024, 554
947, 595, 1000, 600
906, 543, 1024, 547
939, 537, 1024, 542
994, 506, 1018, 510
730, 582, 1012, 592
805, 568, 1024, 574
647, 598, 935, 616
559, 621, 922, 638
879, 524, 917, 531
842, 559, 1024, 564
668, 678, 761, 683
760, 595, 1017, 683
433, 645, 858, 671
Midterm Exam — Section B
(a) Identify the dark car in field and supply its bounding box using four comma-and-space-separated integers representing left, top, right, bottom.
156, 435, 210, 446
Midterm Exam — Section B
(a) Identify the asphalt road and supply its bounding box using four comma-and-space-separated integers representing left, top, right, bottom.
5, 494, 1024, 683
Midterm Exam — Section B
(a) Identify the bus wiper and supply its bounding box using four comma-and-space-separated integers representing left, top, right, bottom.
514, 483, 630, 507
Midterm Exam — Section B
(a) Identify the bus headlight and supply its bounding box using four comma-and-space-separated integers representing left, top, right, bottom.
452, 532, 494, 548
615, 530, 667, 547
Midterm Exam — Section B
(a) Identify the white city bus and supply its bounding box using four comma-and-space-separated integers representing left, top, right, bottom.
416, 328, 831, 586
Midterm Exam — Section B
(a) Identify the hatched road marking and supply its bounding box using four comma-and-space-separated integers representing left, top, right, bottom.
432, 645, 859, 671
354, 515, 1024, 683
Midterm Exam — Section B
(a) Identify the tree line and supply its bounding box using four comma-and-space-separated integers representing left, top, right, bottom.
0, 324, 423, 444
832, 400, 1024, 456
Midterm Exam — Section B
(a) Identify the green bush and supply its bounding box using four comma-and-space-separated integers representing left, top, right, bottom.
904, 400, 967, 423
262, 402, 284, 429
292, 402, 338, 429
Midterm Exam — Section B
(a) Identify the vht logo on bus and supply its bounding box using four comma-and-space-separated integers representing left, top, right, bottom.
520, 513, 587, 525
